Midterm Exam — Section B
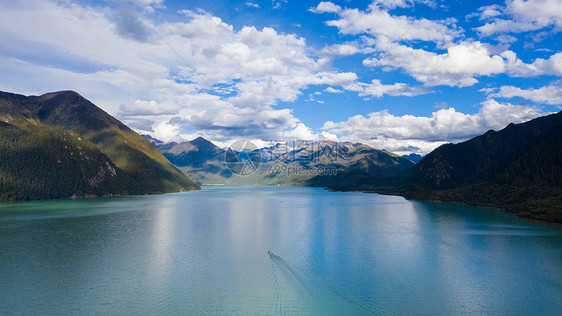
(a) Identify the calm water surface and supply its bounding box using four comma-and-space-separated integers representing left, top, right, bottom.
0, 186, 561, 315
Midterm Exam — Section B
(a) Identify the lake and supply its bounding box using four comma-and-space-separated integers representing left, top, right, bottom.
1, 186, 561, 315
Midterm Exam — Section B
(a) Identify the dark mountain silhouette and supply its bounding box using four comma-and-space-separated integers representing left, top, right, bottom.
399, 111, 562, 222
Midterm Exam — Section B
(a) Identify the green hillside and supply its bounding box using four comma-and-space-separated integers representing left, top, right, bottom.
0, 90, 199, 201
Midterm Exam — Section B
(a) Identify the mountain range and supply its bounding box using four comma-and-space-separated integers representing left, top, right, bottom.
2, 88, 560, 223
0, 90, 199, 201
147, 136, 415, 186
147, 110, 562, 222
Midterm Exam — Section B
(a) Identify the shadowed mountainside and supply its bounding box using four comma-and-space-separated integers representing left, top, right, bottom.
397, 111, 562, 222
0, 90, 199, 201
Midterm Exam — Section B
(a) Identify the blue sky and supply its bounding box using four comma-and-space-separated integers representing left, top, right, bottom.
1, 0, 561, 154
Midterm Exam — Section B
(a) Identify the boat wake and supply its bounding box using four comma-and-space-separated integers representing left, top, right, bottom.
268, 251, 384, 315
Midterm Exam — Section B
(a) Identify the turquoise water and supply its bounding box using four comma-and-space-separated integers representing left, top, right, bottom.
0, 186, 561, 315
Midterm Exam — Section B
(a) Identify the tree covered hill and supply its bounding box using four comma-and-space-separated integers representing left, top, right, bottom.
0, 90, 199, 201
399, 111, 562, 222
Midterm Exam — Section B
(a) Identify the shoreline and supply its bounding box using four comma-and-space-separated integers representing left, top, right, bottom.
326, 186, 562, 225
3, 184, 560, 225
516, 215, 562, 226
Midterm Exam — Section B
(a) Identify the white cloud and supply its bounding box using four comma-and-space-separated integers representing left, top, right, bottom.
121, 0, 164, 5
119, 100, 180, 116
315, 1, 559, 88
495, 34, 518, 45
363, 39, 540, 87
434, 101, 447, 109
227, 71, 357, 106
157, 15, 360, 106
281, 123, 318, 140
0, 1, 372, 145
273, 0, 287, 10
533, 51, 562, 76
111, 8, 151, 42
350, 79, 429, 97
320, 2, 461, 44
152, 120, 182, 141
323, 99, 545, 154
484, 81, 562, 105
113, 0, 165, 8
324, 87, 343, 93
320, 44, 359, 56
245, 2, 260, 8
372, 0, 436, 10
474, 0, 562, 36
0, 56, 143, 115
309, 2, 342, 14
466, 5, 503, 21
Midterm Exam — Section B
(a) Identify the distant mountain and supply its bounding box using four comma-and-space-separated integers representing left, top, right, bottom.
300, 142, 415, 190
399, 111, 562, 222
402, 153, 424, 164
0, 90, 199, 201
142, 134, 177, 151
162, 137, 224, 168
152, 136, 229, 184
149, 136, 415, 186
